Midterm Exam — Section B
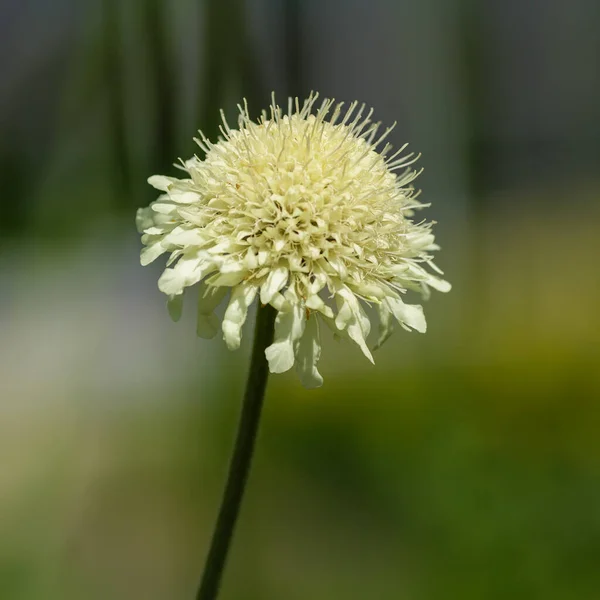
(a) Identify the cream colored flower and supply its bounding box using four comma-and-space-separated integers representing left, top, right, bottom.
137, 93, 450, 387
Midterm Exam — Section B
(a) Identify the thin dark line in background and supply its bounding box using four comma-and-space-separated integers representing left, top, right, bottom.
145, 0, 176, 175
103, 0, 130, 202
283, 0, 303, 99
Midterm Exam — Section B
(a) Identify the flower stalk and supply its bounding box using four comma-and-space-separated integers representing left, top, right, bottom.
196, 304, 276, 600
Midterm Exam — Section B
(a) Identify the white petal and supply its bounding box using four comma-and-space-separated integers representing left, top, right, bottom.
386, 296, 427, 333
169, 190, 201, 204
166, 249, 183, 266
151, 207, 177, 227
334, 286, 374, 363
167, 294, 183, 322
209, 239, 242, 255
151, 201, 178, 215
269, 292, 290, 312
260, 266, 288, 305
164, 226, 209, 247
373, 301, 393, 350
351, 282, 387, 301
295, 315, 323, 388
305, 294, 334, 319
140, 243, 167, 266
404, 231, 436, 249
257, 249, 269, 265
308, 273, 327, 295
425, 274, 452, 293
208, 269, 249, 287
265, 288, 306, 374
158, 256, 213, 296
143, 226, 167, 235
222, 282, 258, 350
177, 206, 208, 226
148, 175, 175, 191
197, 284, 228, 338
328, 258, 348, 278
393, 262, 450, 295
426, 259, 445, 275
243, 249, 258, 270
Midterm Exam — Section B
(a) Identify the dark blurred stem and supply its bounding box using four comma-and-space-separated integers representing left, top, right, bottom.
200, 0, 263, 142
283, 0, 303, 98
199, 0, 233, 143
145, 0, 175, 172
460, 0, 488, 338
196, 305, 276, 600
102, 0, 129, 200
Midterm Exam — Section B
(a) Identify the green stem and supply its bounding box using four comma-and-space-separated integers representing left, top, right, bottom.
196, 304, 276, 600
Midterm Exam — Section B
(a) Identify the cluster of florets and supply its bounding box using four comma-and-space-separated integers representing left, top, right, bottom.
137, 93, 450, 387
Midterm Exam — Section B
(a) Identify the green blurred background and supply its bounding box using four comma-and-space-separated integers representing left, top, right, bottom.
1, 0, 599, 598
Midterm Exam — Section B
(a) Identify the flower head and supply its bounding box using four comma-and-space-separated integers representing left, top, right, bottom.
137, 93, 450, 387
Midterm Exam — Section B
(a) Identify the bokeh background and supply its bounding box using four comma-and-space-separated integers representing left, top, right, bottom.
1, 0, 600, 598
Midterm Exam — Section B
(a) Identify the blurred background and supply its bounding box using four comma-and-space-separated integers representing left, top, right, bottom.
1, 0, 600, 598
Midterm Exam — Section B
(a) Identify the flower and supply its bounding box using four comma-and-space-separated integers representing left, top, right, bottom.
137, 93, 450, 388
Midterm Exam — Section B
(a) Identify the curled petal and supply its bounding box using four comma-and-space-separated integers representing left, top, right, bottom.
269, 291, 290, 312
265, 288, 306, 373
158, 255, 214, 295
425, 274, 452, 293
385, 295, 426, 333
208, 269, 249, 287
222, 282, 258, 350
150, 201, 178, 215
404, 231, 436, 250
334, 286, 374, 363
351, 281, 387, 301
305, 294, 334, 319
260, 266, 289, 305
140, 243, 167, 266
169, 190, 202, 204
148, 175, 176, 191
164, 226, 211, 247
